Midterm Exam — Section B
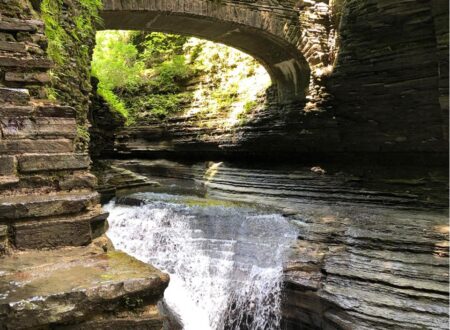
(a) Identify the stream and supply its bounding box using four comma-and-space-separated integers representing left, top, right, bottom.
105, 192, 297, 330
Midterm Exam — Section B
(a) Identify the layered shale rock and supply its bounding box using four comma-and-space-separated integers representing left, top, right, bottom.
1, 0, 448, 329
92, 161, 160, 203
284, 207, 449, 329
329, 0, 449, 153
113, 91, 340, 159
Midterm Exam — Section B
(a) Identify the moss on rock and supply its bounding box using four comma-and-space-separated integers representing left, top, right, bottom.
40, 0, 102, 151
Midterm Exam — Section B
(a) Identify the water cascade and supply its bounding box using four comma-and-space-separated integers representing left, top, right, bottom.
105, 192, 298, 330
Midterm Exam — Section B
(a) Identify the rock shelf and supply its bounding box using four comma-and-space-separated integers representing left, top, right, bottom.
0, 242, 169, 329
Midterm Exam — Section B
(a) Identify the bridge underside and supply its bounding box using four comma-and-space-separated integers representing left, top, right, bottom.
100, 10, 310, 104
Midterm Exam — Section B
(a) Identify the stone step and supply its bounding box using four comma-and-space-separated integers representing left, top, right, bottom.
0, 171, 97, 192
0, 105, 34, 117
0, 244, 169, 329
58, 305, 165, 330
0, 224, 7, 254
0, 17, 43, 32
0, 191, 99, 220
0, 138, 74, 154
0, 104, 76, 118
0, 56, 53, 69
0, 156, 16, 176
17, 153, 90, 173
0, 87, 30, 104
5, 71, 51, 84
0, 117, 77, 139
0, 175, 19, 188
0, 41, 27, 53
11, 207, 108, 249
58, 171, 98, 190
35, 104, 76, 117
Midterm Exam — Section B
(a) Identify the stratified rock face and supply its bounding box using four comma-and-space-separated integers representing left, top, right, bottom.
113, 107, 341, 159
329, 0, 449, 153
89, 78, 126, 160
284, 207, 449, 330
0, 73, 167, 329
0, 242, 169, 329
92, 161, 160, 203
0, 6, 171, 330
0, 2, 108, 251
104, 159, 449, 330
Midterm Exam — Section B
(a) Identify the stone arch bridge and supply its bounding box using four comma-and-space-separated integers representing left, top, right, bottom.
100, 0, 319, 103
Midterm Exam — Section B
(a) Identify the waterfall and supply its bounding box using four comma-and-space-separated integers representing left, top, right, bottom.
105, 193, 297, 330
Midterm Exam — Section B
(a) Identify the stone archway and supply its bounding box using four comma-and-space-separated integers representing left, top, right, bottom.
100, 0, 310, 104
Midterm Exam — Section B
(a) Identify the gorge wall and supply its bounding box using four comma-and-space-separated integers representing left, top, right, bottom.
329, 0, 448, 154
1, 0, 447, 251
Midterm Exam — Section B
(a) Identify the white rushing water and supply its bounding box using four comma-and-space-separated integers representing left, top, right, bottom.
105, 193, 297, 330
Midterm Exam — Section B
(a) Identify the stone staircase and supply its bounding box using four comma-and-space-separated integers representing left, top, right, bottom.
0, 7, 169, 329
0, 15, 107, 252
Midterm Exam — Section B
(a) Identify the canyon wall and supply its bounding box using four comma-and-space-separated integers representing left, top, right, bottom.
329, 0, 449, 153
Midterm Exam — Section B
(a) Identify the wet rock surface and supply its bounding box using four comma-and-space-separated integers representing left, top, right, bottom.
284, 206, 448, 330
105, 159, 449, 208
0, 241, 169, 329
92, 162, 160, 203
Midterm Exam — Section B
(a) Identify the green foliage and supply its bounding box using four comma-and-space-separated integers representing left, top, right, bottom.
44, 86, 58, 101
92, 31, 144, 90
91, 31, 194, 123
91, 31, 270, 127
243, 100, 257, 113
97, 87, 129, 119
131, 93, 192, 119
40, 0, 65, 64
150, 55, 193, 93
135, 32, 188, 65
237, 100, 258, 125
41, 0, 102, 65
75, 126, 91, 150
211, 83, 239, 111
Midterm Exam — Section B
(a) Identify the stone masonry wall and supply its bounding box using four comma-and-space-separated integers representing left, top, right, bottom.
0, 0, 107, 253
